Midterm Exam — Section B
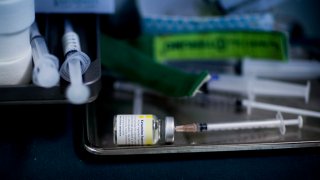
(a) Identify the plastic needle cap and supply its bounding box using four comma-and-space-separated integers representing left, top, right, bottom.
65, 58, 90, 104
30, 22, 60, 88
60, 20, 91, 104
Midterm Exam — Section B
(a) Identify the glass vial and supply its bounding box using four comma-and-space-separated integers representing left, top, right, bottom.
113, 114, 174, 145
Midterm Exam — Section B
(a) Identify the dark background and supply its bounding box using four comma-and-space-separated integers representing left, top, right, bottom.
1, 0, 320, 179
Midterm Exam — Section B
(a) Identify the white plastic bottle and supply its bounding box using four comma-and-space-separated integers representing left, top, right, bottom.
113, 114, 175, 145
0, 0, 35, 85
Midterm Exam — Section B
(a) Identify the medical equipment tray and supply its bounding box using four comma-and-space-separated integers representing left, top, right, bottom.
80, 78, 320, 155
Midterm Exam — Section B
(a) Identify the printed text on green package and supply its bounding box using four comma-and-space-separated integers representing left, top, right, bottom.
154, 32, 288, 62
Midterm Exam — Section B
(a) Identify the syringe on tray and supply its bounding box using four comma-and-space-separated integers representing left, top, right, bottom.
175, 112, 303, 135
207, 74, 311, 103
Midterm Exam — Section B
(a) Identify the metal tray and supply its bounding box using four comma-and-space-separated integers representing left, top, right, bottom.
82, 77, 320, 155
0, 14, 101, 104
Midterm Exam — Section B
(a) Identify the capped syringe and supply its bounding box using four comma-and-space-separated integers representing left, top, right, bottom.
242, 99, 320, 118
243, 58, 320, 80
207, 74, 310, 103
175, 112, 303, 135
60, 19, 91, 104
30, 22, 60, 88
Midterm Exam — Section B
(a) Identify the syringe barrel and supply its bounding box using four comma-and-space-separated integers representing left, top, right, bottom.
243, 100, 320, 118
206, 120, 280, 131
206, 119, 301, 131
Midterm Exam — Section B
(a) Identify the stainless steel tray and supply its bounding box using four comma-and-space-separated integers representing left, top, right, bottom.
82, 78, 320, 155
0, 14, 101, 104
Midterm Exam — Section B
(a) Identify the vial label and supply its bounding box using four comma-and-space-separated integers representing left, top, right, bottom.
116, 115, 154, 145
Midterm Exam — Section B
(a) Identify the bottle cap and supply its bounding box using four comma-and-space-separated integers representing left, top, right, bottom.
0, 0, 35, 34
165, 116, 175, 144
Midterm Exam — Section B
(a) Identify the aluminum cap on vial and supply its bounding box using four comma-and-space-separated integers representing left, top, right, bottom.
165, 116, 175, 143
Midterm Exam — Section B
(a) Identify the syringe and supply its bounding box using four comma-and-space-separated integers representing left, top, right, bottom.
30, 22, 60, 88
175, 112, 303, 135
207, 74, 310, 103
191, 94, 320, 119
59, 19, 91, 104
242, 99, 320, 118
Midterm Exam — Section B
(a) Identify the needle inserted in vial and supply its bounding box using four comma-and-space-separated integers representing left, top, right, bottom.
60, 20, 91, 104
30, 22, 60, 88
175, 112, 303, 135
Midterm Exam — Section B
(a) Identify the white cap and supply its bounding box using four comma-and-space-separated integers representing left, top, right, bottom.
0, 0, 35, 34
32, 55, 60, 88
0, 0, 35, 61
0, 0, 34, 85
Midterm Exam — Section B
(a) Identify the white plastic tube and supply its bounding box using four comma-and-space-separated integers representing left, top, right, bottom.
206, 112, 302, 135
242, 99, 320, 118
243, 58, 320, 80
208, 74, 310, 103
